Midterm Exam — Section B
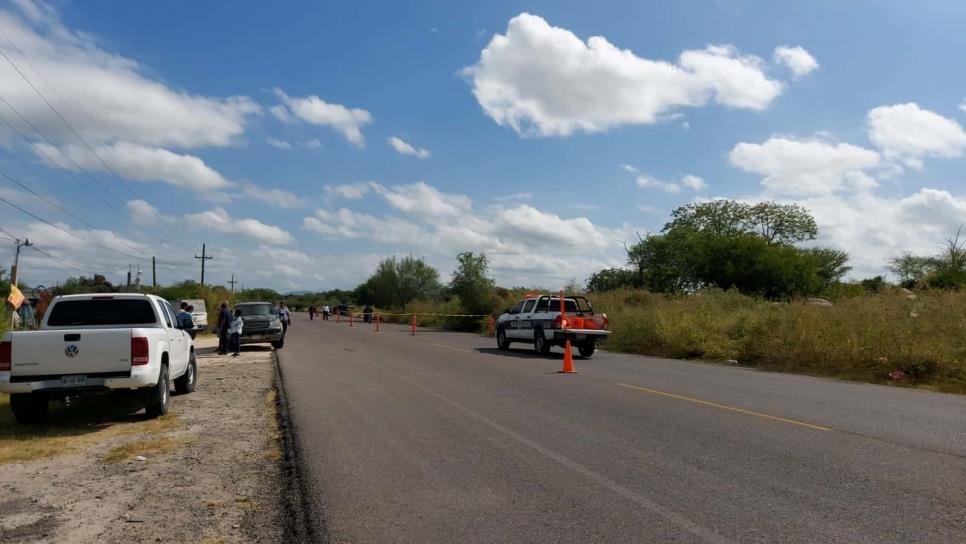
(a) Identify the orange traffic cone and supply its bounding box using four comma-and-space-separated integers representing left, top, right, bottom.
559, 340, 577, 373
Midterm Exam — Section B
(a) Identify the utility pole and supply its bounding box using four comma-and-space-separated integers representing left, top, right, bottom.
194, 243, 212, 287
10, 237, 32, 287
126, 264, 132, 291
152, 256, 157, 290
11, 238, 32, 329
227, 274, 239, 296
135, 264, 142, 292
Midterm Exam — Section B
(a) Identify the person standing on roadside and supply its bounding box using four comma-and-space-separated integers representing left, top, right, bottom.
229, 308, 244, 357
278, 302, 291, 333
217, 301, 232, 355
322, 304, 330, 321
308, 305, 316, 321
176, 303, 194, 334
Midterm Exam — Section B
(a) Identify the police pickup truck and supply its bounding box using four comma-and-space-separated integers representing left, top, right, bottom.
495, 294, 610, 358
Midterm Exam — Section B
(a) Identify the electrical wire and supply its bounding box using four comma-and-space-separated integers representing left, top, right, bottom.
0, 38, 196, 252
0, 194, 148, 260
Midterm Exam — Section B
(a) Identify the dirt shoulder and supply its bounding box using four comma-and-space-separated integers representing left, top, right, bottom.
0, 337, 285, 544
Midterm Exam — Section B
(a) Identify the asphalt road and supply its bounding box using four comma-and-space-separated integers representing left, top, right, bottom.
278, 314, 966, 543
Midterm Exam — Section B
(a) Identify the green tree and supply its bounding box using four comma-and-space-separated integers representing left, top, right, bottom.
664, 200, 817, 244
802, 247, 852, 289
450, 252, 495, 315
357, 255, 441, 308
585, 268, 637, 292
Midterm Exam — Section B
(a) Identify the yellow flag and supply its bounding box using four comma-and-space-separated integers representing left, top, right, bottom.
7, 284, 24, 310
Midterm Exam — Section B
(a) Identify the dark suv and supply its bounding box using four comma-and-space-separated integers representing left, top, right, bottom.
235, 301, 285, 349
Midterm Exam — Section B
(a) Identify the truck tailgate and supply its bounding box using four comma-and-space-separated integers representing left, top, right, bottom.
10, 329, 133, 377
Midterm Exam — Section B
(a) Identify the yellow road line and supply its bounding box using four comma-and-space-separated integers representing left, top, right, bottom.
615, 383, 832, 432
431, 343, 472, 353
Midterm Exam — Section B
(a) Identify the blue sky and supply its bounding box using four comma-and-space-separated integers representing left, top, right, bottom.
1, 0, 966, 290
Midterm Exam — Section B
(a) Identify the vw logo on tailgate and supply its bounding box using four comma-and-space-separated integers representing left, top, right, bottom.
65, 344, 79, 357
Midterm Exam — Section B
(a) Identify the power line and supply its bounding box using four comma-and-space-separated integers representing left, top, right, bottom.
0, 42, 142, 200
0, 94, 127, 207
0, 194, 148, 260
0, 34, 196, 252
0, 97, 194, 252
29, 244, 87, 275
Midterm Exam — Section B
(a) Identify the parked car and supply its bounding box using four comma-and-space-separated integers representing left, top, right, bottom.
181, 299, 209, 333
235, 302, 285, 349
0, 293, 197, 424
495, 294, 610, 358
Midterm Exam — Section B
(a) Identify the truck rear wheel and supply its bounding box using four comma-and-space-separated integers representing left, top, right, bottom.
578, 341, 596, 358
496, 327, 510, 350
534, 329, 551, 355
10, 393, 48, 424
144, 364, 170, 418
174, 353, 197, 394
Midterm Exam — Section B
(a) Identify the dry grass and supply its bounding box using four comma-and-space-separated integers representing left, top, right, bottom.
0, 393, 181, 464
263, 388, 281, 460
101, 435, 185, 463
592, 289, 966, 393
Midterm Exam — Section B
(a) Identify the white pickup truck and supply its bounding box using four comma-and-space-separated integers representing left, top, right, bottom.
0, 293, 197, 424
495, 294, 611, 358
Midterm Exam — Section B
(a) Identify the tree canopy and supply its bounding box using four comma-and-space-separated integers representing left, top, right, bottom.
589, 199, 848, 299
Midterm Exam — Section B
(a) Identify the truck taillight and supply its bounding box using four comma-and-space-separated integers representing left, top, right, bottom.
602, 314, 609, 330
552, 315, 567, 329
131, 337, 149, 366
0, 341, 10, 371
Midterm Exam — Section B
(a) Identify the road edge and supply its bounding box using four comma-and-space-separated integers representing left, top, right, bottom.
273, 349, 327, 543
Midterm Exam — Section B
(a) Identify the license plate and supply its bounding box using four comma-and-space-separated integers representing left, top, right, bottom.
61, 374, 87, 387
575, 334, 586, 340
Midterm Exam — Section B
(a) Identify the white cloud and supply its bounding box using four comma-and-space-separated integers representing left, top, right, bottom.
300, 138, 323, 149
773, 46, 819, 78
463, 13, 786, 137
625, 165, 706, 193
36, 141, 233, 194
867, 103, 966, 168
302, 180, 634, 287
324, 182, 376, 200
126, 199, 164, 225
374, 181, 471, 218
185, 207, 293, 244
636, 175, 681, 193
960, 99, 966, 113
680, 174, 708, 191
493, 192, 533, 202
0, 4, 260, 148
790, 188, 966, 277
388, 136, 431, 159
266, 138, 292, 149
241, 182, 303, 209
271, 88, 372, 147
729, 137, 881, 196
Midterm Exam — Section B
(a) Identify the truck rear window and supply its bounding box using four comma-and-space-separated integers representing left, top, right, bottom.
47, 299, 157, 326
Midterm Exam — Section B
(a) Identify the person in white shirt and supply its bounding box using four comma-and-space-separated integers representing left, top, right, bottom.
322, 304, 330, 321
229, 309, 244, 357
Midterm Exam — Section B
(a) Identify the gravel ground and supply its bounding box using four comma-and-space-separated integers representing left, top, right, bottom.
0, 337, 286, 544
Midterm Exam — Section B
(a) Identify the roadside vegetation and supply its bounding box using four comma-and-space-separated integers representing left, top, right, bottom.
16, 199, 966, 393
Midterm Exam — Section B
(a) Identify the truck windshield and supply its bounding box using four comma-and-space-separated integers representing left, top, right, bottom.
47, 299, 157, 326
238, 304, 275, 316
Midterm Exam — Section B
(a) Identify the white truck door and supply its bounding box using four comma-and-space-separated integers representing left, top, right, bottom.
158, 301, 188, 376
505, 300, 526, 338
519, 298, 537, 341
